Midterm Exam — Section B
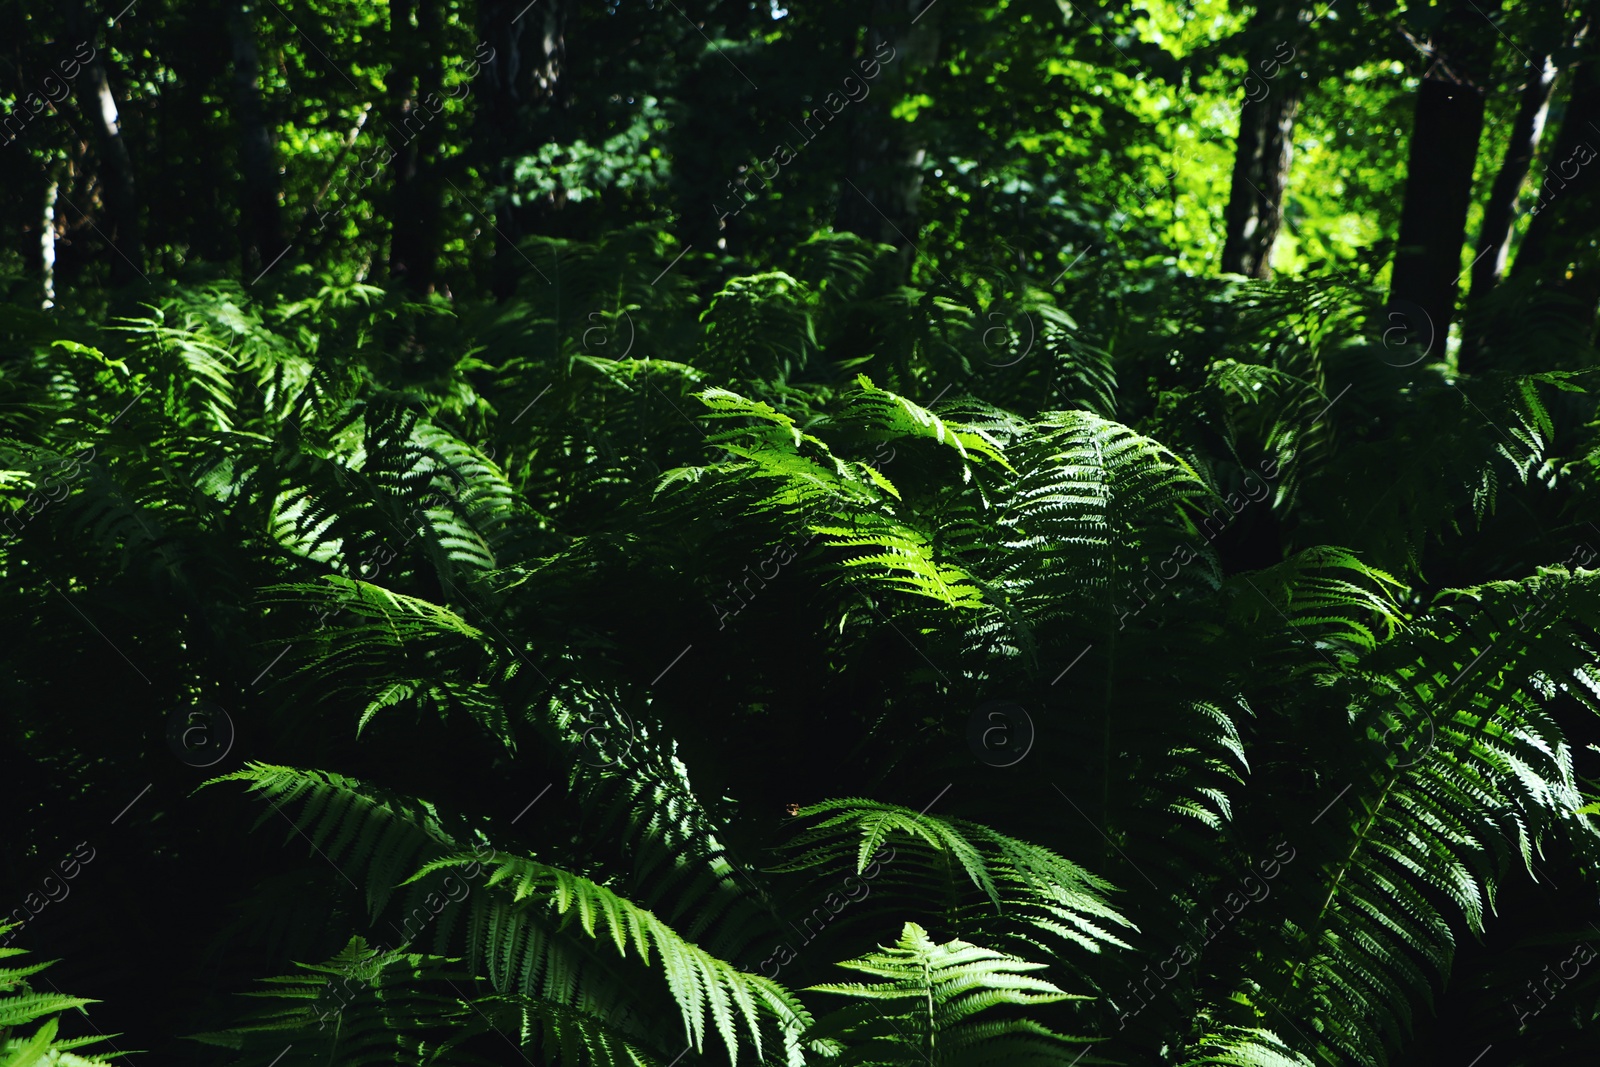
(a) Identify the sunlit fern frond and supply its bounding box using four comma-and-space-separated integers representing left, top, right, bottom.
1221, 545, 1408, 664
0, 924, 114, 1067
774, 800, 1134, 972
804, 921, 1096, 1067
1175, 1024, 1314, 1067
1253, 567, 1600, 1065
207, 764, 812, 1067
985, 409, 1213, 640
414, 849, 813, 1067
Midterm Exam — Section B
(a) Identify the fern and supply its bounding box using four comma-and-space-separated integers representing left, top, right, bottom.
804, 922, 1096, 1067
775, 801, 1134, 971
0, 925, 113, 1067
189, 937, 472, 1067
206, 764, 811, 1067
414, 850, 811, 1066
1251, 567, 1600, 1065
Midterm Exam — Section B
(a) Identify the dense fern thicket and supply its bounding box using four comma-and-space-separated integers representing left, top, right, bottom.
7, 1, 1600, 1066
5, 237, 1600, 1066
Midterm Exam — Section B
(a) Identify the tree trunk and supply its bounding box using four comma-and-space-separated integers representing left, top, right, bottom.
1470, 55, 1558, 294
65, 21, 144, 287
83, 59, 144, 284
227, 0, 286, 281
1387, 0, 1501, 358
834, 0, 941, 280
41, 167, 59, 310
59, 0, 143, 284
474, 0, 566, 299
1509, 30, 1600, 335
1220, 1, 1305, 279
1457, 53, 1558, 370
386, 0, 447, 293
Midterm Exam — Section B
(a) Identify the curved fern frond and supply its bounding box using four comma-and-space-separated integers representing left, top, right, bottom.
1262, 567, 1600, 1065
776, 801, 1134, 964
840, 375, 1011, 473
1223, 546, 1408, 662
415, 851, 812, 1066
701, 273, 818, 383
207, 764, 809, 1067
547, 692, 782, 963
203, 764, 463, 923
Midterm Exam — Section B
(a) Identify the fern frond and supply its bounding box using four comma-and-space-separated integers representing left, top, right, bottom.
701, 273, 818, 383
1177, 1025, 1315, 1067
1223, 546, 1408, 660
805, 922, 1094, 1067
1262, 566, 1600, 1065
776, 801, 1134, 965
189, 937, 473, 1067
415, 850, 811, 1066
447, 993, 665, 1067
0, 925, 112, 1066
203, 763, 462, 922
547, 693, 782, 963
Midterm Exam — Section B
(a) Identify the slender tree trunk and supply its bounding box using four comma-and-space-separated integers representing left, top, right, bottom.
1387, 0, 1501, 357
1471, 55, 1558, 293
41, 167, 59, 309
386, 0, 447, 293
62, 0, 142, 283
476, 0, 524, 299
515, 0, 569, 242
1221, 1, 1305, 278
228, 0, 286, 280
1457, 53, 1559, 370
834, 0, 941, 280
1510, 31, 1600, 335
474, 0, 566, 299
82, 59, 143, 284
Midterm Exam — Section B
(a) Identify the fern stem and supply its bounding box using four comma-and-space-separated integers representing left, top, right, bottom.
1284, 767, 1400, 1002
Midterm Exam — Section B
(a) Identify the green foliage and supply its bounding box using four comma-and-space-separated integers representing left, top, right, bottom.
8, 4, 1600, 1059
804, 922, 1094, 1067
0, 927, 112, 1067
776, 802, 1134, 967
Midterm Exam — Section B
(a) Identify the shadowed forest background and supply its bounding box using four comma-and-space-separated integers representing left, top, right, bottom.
4, 1, 1600, 1065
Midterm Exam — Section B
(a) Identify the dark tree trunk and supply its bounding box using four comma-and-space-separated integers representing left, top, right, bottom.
519, 0, 569, 239
834, 0, 941, 280
386, 0, 447, 293
65, 0, 144, 289
1510, 30, 1600, 337
1457, 53, 1558, 371
227, 0, 286, 281
1387, 0, 1501, 358
474, 0, 566, 299
1220, 1, 1305, 279
1470, 56, 1558, 294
